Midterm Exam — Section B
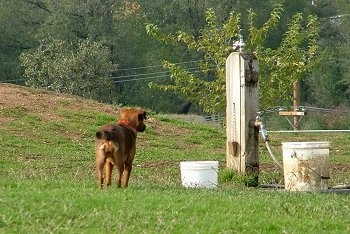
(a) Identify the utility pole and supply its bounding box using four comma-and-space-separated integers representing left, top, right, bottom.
293, 81, 300, 130
279, 81, 305, 130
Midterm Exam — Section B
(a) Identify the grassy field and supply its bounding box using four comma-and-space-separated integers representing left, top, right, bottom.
0, 84, 349, 233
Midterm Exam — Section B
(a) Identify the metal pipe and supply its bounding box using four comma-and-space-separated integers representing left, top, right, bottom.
269, 130, 350, 133
254, 121, 269, 142
265, 141, 283, 169
293, 81, 300, 130
253, 112, 283, 169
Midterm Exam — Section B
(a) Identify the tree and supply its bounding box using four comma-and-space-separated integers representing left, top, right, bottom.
115, 0, 212, 113
332, 0, 350, 105
303, 0, 350, 108
0, 0, 47, 83
146, 6, 319, 113
19, 1, 121, 103
20, 39, 116, 102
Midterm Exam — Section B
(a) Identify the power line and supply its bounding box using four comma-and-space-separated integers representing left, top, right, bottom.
112, 70, 171, 80
0, 60, 216, 84
112, 66, 215, 81
0, 67, 211, 84
113, 74, 170, 83
263, 106, 350, 115
113, 68, 212, 83
116, 59, 208, 72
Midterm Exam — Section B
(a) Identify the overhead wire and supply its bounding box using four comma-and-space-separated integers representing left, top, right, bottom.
112, 65, 217, 82
113, 74, 170, 83
113, 68, 216, 83
0, 67, 212, 84
262, 106, 350, 115
116, 59, 207, 72
111, 70, 171, 80
0, 59, 216, 84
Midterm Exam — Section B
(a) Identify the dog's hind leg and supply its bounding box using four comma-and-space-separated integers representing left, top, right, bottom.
96, 156, 106, 189
115, 163, 124, 188
123, 162, 133, 187
105, 161, 113, 187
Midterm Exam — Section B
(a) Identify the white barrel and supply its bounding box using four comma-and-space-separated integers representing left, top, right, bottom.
282, 142, 330, 191
180, 161, 219, 188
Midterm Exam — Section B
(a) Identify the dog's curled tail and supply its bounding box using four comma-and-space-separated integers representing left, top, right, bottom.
96, 131, 114, 141
96, 131, 118, 153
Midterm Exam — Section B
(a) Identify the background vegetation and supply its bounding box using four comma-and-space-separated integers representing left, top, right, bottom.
0, 0, 350, 116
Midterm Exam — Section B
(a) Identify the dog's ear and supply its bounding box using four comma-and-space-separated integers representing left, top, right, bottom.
116, 108, 122, 118
138, 111, 147, 121
116, 108, 127, 116
137, 108, 147, 120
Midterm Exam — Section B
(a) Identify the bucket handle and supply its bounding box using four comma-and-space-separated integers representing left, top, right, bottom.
211, 166, 219, 175
209, 166, 219, 187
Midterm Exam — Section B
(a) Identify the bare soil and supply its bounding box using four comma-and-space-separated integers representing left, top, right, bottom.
0, 83, 115, 122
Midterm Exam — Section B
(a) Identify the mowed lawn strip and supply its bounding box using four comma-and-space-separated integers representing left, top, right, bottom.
1, 179, 349, 233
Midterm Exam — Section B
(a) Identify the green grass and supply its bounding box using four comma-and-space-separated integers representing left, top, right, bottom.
0, 86, 350, 233
1, 180, 349, 233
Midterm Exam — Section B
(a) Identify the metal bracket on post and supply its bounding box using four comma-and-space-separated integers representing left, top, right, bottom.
233, 34, 245, 52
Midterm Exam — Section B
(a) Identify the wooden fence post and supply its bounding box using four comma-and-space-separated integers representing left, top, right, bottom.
226, 52, 259, 185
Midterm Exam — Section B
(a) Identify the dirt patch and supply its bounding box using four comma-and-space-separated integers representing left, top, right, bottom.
136, 160, 179, 168
146, 117, 192, 137
0, 83, 116, 122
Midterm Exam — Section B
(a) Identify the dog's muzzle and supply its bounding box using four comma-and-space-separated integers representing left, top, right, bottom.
138, 124, 146, 132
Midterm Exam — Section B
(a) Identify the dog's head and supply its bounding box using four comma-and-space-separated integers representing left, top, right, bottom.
118, 107, 147, 132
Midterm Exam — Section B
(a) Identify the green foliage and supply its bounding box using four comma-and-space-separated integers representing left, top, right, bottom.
247, 5, 284, 51
20, 39, 116, 102
0, 0, 46, 83
147, 6, 320, 113
35, 0, 116, 43
258, 13, 320, 109
0, 0, 348, 112
147, 8, 241, 114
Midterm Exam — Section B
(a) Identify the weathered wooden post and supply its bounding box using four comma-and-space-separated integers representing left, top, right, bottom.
226, 47, 259, 185
293, 81, 300, 130
278, 82, 305, 130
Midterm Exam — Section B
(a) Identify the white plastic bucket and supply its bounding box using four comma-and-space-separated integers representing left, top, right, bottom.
180, 161, 219, 188
282, 142, 330, 191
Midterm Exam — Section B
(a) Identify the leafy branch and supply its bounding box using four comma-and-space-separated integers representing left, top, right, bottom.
147, 6, 320, 113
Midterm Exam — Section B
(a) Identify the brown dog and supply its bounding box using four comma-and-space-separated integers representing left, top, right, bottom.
95, 107, 146, 189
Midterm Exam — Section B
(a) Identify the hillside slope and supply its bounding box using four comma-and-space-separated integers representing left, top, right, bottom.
1, 83, 349, 187
0, 83, 116, 121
